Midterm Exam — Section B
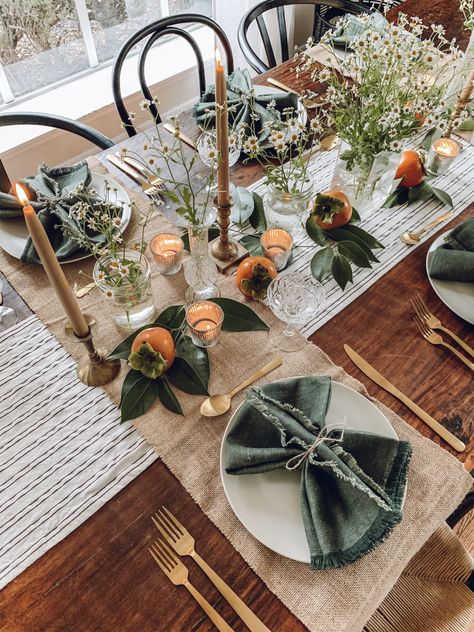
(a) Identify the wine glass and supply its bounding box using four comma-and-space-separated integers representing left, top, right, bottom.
197, 130, 241, 169
267, 273, 325, 352
0, 278, 18, 332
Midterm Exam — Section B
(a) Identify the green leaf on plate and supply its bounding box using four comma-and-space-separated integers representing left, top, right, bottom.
209, 297, 268, 331
175, 334, 210, 390
239, 235, 263, 256
431, 186, 454, 208
249, 193, 267, 231
340, 224, 384, 249
306, 216, 327, 246
331, 254, 353, 290
310, 247, 334, 281
167, 356, 209, 395
337, 240, 372, 268
181, 226, 220, 251
108, 324, 156, 360
157, 377, 184, 416
120, 370, 158, 422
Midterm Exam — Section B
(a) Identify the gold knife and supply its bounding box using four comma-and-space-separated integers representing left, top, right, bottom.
344, 344, 465, 452
162, 123, 196, 150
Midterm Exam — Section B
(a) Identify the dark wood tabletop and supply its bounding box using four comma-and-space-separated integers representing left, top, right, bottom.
1, 4, 473, 631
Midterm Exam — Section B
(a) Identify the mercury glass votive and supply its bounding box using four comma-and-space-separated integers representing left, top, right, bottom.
426, 137, 461, 176
260, 228, 293, 271
185, 301, 224, 348
150, 233, 184, 275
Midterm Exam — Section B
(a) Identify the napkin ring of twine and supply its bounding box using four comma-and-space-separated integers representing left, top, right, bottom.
285, 421, 346, 471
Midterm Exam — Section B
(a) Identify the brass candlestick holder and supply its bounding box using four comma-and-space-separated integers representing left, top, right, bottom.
65, 314, 120, 387
209, 195, 248, 271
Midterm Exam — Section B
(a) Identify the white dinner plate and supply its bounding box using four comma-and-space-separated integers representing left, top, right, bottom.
220, 379, 400, 564
0, 172, 131, 265
426, 230, 474, 325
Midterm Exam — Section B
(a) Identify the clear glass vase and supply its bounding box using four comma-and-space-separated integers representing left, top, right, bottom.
93, 250, 155, 329
331, 141, 400, 216
183, 222, 220, 303
266, 179, 314, 237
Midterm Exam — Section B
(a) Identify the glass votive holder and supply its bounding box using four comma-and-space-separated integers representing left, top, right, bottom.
150, 233, 184, 275
185, 301, 224, 348
426, 137, 461, 176
260, 228, 293, 271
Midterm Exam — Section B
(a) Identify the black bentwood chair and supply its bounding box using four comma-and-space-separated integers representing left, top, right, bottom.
238, 0, 371, 74
112, 14, 234, 136
0, 112, 114, 192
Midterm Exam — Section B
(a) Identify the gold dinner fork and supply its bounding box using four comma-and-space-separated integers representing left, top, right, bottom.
152, 508, 271, 632
414, 315, 474, 371
411, 294, 474, 358
149, 539, 234, 632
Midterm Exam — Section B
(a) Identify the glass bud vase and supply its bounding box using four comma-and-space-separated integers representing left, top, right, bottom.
93, 250, 155, 329
183, 223, 220, 303
331, 141, 400, 216
266, 179, 314, 237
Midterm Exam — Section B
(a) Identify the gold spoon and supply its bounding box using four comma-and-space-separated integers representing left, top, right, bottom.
74, 281, 96, 298
200, 357, 283, 417
400, 210, 453, 245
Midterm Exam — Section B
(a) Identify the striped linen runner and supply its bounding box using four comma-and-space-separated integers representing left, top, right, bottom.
0, 315, 157, 589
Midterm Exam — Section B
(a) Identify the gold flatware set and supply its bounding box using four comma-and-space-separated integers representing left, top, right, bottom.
149, 507, 271, 632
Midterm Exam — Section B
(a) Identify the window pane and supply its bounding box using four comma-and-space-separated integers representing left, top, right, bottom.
169, 0, 212, 15
0, 0, 90, 98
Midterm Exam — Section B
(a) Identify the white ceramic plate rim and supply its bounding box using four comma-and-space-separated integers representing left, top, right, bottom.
0, 172, 131, 265
426, 230, 474, 325
220, 378, 402, 563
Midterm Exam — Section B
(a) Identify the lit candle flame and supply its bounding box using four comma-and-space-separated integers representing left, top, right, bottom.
15, 183, 29, 206
215, 47, 222, 66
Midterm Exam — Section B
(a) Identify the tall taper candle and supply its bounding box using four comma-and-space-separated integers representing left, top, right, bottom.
215, 48, 230, 207
15, 184, 90, 338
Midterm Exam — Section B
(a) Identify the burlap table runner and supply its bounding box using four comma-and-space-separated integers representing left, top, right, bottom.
1, 157, 472, 632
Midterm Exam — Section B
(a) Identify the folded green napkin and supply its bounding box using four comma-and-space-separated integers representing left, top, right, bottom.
429, 217, 474, 282
192, 68, 299, 144
0, 161, 99, 264
329, 12, 389, 47
224, 376, 411, 570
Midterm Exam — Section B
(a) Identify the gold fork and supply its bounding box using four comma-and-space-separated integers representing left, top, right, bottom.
414, 315, 474, 372
411, 295, 474, 358
153, 508, 271, 632
149, 539, 234, 632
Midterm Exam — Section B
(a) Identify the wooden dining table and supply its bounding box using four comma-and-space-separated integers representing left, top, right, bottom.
1, 1, 473, 630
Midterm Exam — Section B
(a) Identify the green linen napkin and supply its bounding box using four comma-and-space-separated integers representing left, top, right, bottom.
192, 68, 299, 144
329, 12, 389, 48
0, 161, 101, 264
224, 376, 411, 570
429, 217, 474, 282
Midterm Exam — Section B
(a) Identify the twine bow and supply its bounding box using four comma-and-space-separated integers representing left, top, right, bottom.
285, 422, 346, 471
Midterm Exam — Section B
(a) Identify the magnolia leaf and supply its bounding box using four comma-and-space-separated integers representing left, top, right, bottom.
167, 357, 209, 395
408, 180, 433, 203
306, 217, 327, 246
181, 226, 220, 251
331, 254, 353, 290
239, 235, 262, 256
422, 127, 443, 151
120, 370, 158, 422
108, 324, 156, 360
327, 227, 379, 262
157, 377, 184, 416
348, 207, 361, 223
459, 118, 474, 131
337, 240, 372, 268
310, 247, 334, 281
341, 224, 384, 249
431, 186, 454, 208
175, 334, 209, 389
383, 186, 409, 208
209, 297, 268, 331
249, 193, 267, 231
155, 304, 186, 332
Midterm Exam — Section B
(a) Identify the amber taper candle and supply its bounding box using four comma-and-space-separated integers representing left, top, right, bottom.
15, 183, 90, 338
215, 48, 230, 207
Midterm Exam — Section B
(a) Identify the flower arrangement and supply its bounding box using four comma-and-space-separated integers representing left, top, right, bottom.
460, 0, 474, 30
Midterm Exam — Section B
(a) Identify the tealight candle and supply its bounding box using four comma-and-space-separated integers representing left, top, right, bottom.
426, 137, 461, 176
186, 301, 224, 348
260, 228, 293, 271
150, 233, 184, 275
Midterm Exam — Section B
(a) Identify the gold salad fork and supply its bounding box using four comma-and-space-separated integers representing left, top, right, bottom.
149, 539, 234, 632
414, 315, 474, 372
411, 294, 474, 358
153, 507, 271, 632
